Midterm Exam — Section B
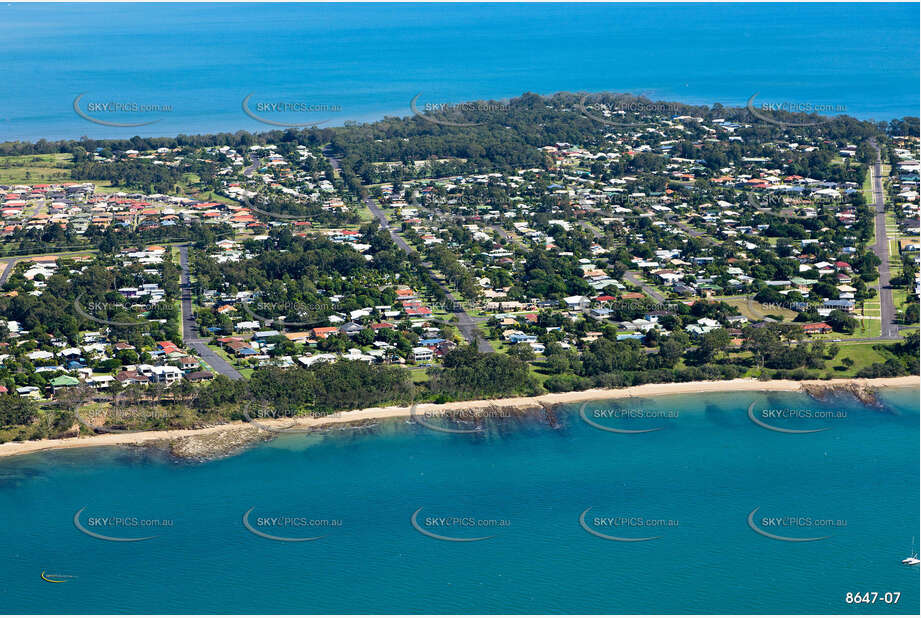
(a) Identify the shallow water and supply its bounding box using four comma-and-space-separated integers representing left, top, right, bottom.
0, 388, 917, 613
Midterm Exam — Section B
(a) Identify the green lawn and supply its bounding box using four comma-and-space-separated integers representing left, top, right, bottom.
0, 153, 73, 184
891, 288, 916, 317
826, 342, 888, 377
861, 172, 873, 205
809, 314, 881, 340
205, 343, 244, 370
406, 367, 431, 384
724, 298, 797, 321
353, 201, 375, 222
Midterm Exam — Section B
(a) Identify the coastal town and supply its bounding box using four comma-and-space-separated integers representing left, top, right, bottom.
3, 3, 919, 616
0, 93, 918, 440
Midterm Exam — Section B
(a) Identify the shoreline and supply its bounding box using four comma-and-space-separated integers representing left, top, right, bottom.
0, 376, 917, 460
13, 94, 901, 144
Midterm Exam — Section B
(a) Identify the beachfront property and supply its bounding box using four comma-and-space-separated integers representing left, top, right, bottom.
1, 94, 918, 406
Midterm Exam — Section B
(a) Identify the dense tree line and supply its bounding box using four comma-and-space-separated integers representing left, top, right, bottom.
428, 345, 538, 399
70, 159, 183, 194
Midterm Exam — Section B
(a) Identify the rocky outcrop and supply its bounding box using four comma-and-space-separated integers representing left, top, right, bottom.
421, 402, 551, 424
801, 382, 880, 407
167, 426, 274, 461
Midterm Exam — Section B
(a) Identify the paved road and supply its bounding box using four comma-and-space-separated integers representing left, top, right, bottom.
364, 197, 493, 353
869, 141, 899, 339
624, 270, 667, 304
324, 149, 341, 172
579, 221, 603, 239
444, 298, 494, 354
489, 224, 517, 245
0, 258, 19, 286
3, 246, 243, 377
666, 215, 711, 241
243, 156, 260, 178
179, 245, 243, 379
0, 248, 105, 286
365, 197, 415, 253
332, 152, 490, 352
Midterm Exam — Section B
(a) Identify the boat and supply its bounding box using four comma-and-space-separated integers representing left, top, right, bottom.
902, 537, 920, 565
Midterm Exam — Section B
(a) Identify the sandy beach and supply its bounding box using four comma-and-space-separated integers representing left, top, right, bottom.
0, 375, 917, 460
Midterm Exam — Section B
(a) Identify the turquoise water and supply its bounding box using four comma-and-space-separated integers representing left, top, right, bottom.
0, 3, 918, 141
0, 388, 917, 614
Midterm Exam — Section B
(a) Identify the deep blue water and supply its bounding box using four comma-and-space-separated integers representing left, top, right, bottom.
0, 388, 918, 614
0, 3, 918, 142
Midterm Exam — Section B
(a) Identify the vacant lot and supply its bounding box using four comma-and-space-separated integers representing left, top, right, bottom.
724, 297, 797, 321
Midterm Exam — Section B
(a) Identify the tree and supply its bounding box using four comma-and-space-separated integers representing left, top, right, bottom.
697, 328, 731, 363
655, 337, 683, 368
507, 343, 536, 362
0, 395, 37, 427
826, 310, 858, 334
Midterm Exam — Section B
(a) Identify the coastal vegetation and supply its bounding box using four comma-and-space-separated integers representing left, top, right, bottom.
0, 91, 917, 444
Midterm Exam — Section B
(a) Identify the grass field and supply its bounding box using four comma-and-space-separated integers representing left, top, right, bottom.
0, 153, 73, 184
724, 297, 797, 321
0, 153, 160, 194
730, 341, 891, 379
826, 342, 889, 377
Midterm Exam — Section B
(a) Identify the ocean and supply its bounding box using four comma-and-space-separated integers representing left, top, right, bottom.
0, 387, 917, 614
0, 2, 918, 142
